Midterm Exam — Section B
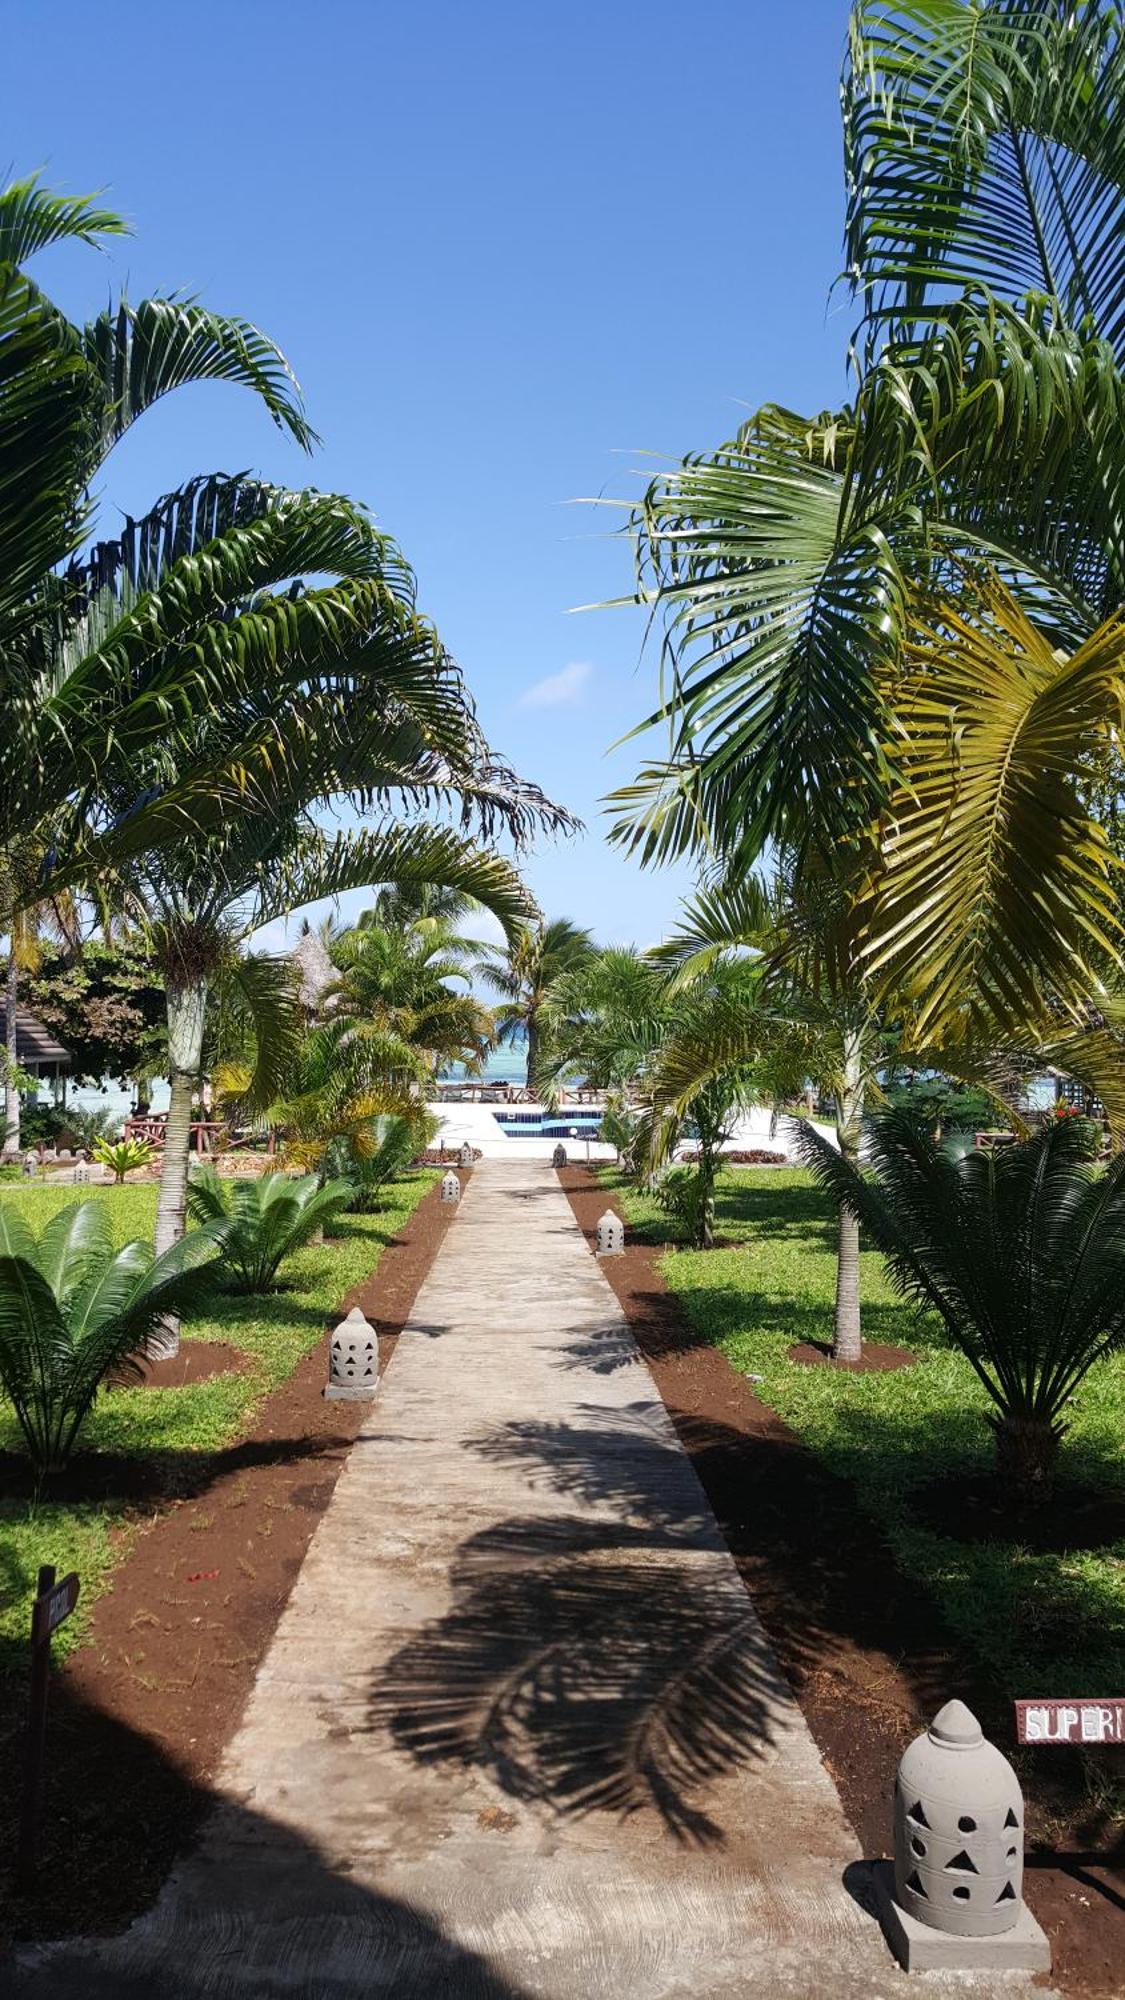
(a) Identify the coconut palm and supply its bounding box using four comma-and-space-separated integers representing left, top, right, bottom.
647, 868, 885, 1349
0, 1199, 217, 1484
611, 3, 1125, 1049
253, 1015, 433, 1199
797, 1109, 1125, 1503
537, 947, 763, 1250
328, 916, 495, 1078
482, 919, 596, 1087
0, 174, 321, 878
100, 805, 533, 1337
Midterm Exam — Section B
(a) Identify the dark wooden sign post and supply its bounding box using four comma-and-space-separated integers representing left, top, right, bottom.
17, 1563, 80, 1892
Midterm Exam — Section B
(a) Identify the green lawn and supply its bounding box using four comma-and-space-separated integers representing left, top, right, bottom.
0, 1172, 437, 1668
603, 1166, 1125, 1699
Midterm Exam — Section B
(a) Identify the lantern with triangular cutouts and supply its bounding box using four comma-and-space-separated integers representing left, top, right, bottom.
893, 1700, 1025, 1938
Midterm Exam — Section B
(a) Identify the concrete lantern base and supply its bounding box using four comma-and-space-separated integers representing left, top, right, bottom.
872, 1863, 1051, 1973
323, 1381, 379, 1402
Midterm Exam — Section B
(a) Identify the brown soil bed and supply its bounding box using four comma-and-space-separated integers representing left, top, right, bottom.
558, 1165, 1125, 2000
912, 1473, 1125, 1555
0, 1179, 452, 1950
118, 1336, 248, 1391
788, 1337, 917, 1373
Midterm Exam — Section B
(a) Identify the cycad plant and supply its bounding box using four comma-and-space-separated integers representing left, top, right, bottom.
797, 1111, 1125, 1503
0, 1200, 217, 1483
185, 1167, 355, 1293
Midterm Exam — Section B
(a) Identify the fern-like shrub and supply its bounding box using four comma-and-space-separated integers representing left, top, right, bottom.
0, 1201, 217, 1481
186, 1166, 355, 1292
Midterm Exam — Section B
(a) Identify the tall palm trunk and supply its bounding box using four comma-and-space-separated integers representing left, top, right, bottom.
832, 1030, 865, 1363
695, 1124, 717, 1249
152, 977, 208, 1358
4, 950, 20, 1154
525, 1010, 539, 1092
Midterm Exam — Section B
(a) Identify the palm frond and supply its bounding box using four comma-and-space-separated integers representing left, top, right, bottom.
0, 173, 128, 263
82, 297, 316, 451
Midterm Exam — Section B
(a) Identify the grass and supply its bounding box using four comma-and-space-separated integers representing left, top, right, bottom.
0, 1172, 438, 1668
603, 1165, 1125, 1699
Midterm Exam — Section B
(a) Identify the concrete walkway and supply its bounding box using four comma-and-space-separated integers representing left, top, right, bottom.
13, 1163, 1054, 1999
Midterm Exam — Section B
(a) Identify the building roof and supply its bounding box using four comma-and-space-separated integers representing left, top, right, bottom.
15, 1008, 71, 1071
290, 929, 336, 1013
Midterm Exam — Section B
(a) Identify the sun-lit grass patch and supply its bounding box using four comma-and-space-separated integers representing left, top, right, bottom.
604, 1165, 1125, 1696
0, 1171, 438, 1666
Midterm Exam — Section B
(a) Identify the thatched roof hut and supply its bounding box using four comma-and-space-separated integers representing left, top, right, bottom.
290, 929, 335, 1016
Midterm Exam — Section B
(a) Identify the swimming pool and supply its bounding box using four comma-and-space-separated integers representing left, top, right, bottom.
491, 1109, 604, 1140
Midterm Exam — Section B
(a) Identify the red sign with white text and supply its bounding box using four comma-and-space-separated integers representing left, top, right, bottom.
1015, 1699, 1125, 1746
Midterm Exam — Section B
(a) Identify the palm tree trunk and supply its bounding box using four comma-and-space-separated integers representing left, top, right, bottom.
696, 1129, 717, 1249
525, 1012, 539, 1092
4, 949, 20, 1154
832, 1031, 865, 1364
994, 1415, 1058, 1504
152, 978, 208, 1359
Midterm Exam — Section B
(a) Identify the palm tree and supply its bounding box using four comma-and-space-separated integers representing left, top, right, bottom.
0, 175, 323, 880
481, 919, 596, 1087
610, 4, 1125, 1052
537, 946, 763, 1250
645, 869, 887, 1352
798, 1109, 1125, 1504
99, 806, 532, 1347
328, 916, 496, 1078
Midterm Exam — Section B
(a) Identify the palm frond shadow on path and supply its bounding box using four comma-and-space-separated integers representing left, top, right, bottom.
368, 1410, 793, 1848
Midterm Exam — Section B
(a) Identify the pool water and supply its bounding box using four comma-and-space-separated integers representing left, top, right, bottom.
491, 1110, 604, 1139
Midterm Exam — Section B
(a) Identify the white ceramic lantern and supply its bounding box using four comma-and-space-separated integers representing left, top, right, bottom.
596, 1211, 624, 1257
325, 1306, 379, 1401
440, 1171, 461, 1205
458, 1143, 474, 1169
894, 1700, 1024, 1938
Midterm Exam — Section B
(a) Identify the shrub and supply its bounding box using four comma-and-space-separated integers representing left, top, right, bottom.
680, 1147, 787, 1166
798, 1110, 1125, 1502
92, 1136, 156, 1183
323, 1111, 428, 1211
652, 1163, 712, 1244
0, 1201, 217, 1482
186, 1166, 356, 1293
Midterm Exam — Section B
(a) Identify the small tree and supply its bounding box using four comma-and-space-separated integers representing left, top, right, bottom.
798, 1111, 1125, 1503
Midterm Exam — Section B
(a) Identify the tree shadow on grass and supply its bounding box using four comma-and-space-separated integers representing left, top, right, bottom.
0, 1682, 528, 1997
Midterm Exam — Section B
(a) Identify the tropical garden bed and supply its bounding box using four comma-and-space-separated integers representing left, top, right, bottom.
559, 1163, 1125, 2000
0, 1169, 446, 1949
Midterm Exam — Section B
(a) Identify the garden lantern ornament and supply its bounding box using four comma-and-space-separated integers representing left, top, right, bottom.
440, 1171, 461, 1206
596, 1211, 624, 1257
874, 1699, 1050, 1972
325, 1306, 379, 1401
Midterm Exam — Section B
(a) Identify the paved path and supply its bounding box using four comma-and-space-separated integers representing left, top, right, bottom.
13, 1163, 1053, 1998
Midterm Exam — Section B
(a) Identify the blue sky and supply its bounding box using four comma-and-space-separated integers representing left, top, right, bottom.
9, 0, 853, 949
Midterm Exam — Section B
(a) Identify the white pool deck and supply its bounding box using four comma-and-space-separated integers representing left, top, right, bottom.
427, 1100, 834, 1162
